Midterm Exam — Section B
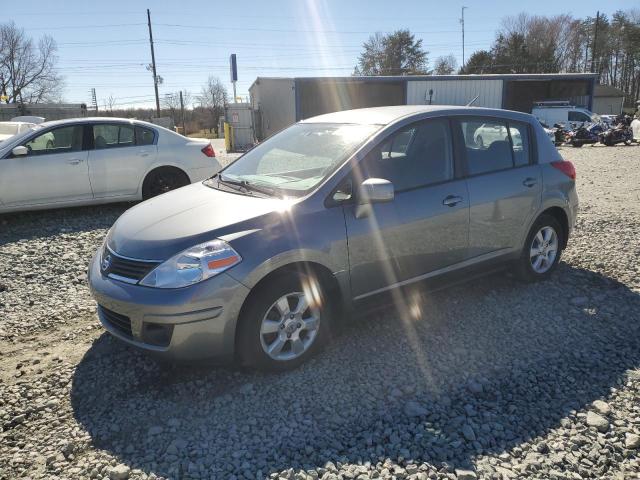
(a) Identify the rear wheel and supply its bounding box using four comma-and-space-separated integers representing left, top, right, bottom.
142, 167, 190, 200
571, 141, 583, 148
237, 272, 332, 371
515, 214, 563, 282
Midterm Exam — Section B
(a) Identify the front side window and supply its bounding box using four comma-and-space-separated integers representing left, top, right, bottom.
216, 123, 379, 196
568, 111, 590, 123
93, 124, 135, 149
460, 119, 513, 175
23, 125, 83, 155
357, 118, 453, 190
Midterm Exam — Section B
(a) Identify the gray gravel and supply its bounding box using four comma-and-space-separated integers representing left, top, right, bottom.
1, 144, 640, 480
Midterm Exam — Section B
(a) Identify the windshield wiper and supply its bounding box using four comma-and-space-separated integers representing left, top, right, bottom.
216, 174, 277, 197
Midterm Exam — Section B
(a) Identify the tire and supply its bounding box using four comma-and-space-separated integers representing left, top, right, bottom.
571, 141, 583, 148
515, 214, 563, 283
237, 272, 333, 371
142, 167, 190, 200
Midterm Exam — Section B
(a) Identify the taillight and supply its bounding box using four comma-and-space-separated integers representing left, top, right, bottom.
551, 160, 576, 180
201, 144, 215, 157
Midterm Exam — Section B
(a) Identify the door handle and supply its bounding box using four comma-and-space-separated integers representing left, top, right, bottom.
442, 195, 463, 207
522, 177, 537, 188
67, 158, 84, 165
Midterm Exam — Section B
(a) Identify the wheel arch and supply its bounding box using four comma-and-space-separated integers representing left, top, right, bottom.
139, 164, 192, 197
234, 261, 343, 356
539, 206, 569, 249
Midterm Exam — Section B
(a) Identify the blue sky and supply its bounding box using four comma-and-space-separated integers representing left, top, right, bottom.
10, 0, 638, 108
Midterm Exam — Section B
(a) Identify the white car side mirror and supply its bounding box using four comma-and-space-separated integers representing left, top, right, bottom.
12, 145, 28, 156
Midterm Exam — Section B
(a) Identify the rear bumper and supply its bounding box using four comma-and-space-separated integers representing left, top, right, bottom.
88, 252, 250, 361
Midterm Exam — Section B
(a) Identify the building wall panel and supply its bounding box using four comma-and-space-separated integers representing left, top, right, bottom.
406, 80, 503, 108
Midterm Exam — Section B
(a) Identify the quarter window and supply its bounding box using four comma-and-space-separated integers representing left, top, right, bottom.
358, 119, 453, 190
460, 119, 513, 175
23, 125, 83, 155
93, 124, 135, 149
508, 122, 531, 167
135, 126, 155, 145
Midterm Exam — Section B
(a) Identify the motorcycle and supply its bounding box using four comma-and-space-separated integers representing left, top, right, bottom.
552, 123, 571, 146
568, 122, 605, 148
599, 124, 633, 146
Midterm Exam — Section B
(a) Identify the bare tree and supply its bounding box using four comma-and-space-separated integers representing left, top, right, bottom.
433, 54, 458, 75
0, 22, 63, 103
197, 76, 228, 133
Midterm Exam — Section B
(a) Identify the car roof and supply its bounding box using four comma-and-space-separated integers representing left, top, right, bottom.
35, 117, 158, 129
301, 105, 534, 125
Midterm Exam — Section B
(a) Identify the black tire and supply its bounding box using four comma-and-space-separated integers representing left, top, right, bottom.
237, 272, 333, 371
142, 167, 190, 200
515, 214, 563, 283
571, 141, 583, 148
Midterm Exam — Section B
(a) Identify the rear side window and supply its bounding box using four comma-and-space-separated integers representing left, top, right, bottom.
93, 124, 135, 149
460, 119, 513, 175
135, 126, 155, 145
358, 118, 453, 190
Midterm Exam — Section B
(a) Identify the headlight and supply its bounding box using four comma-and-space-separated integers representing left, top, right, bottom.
139, 239, 241, 288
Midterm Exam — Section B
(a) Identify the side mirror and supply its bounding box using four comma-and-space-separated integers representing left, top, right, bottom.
12, 145, 28, 156
355, 178, 394, 219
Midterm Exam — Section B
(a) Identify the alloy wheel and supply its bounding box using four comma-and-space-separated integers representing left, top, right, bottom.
259, 291, 320, 361
530, 226, 558, 274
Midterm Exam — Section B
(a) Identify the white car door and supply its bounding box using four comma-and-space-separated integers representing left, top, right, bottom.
87, 123, 157, 198
0, 124, 92, 207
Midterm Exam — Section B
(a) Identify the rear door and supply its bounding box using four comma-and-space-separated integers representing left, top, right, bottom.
87, 123, 157, 198
0, 124, 92, 207
458, 117, 541, 258
344, 118, 469, 298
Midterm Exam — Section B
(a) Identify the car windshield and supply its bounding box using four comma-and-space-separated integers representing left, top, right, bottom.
591, 112, 602, 123
214, 122, 379, 197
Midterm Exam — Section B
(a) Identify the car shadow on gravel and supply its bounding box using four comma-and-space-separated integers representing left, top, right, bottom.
70, 263, 640, 478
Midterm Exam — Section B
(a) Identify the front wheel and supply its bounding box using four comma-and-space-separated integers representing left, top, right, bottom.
515, 215, 563, 282
237, 272, 332, 371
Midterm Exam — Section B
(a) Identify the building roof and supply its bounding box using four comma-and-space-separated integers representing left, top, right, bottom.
594, 84, 625, 98
250, 73, 599, 91
301, 105, 532, 126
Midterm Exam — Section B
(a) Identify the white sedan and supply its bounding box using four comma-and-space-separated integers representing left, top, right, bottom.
0, 117, 221, 213
0, 121, 37, 142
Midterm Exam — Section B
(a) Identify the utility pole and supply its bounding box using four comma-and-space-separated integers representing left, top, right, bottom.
179, 90, 185, 135
147, 9, 160, 117
591, 11, 600, 74
460, 6, 467, 68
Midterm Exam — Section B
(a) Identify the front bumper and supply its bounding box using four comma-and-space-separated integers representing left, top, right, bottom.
88, 252, 251, 361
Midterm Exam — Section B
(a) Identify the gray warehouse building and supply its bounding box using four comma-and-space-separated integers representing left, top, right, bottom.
249, 73, 599, 140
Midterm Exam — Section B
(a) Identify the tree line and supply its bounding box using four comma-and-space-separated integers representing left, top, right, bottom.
355, 9, 640, 107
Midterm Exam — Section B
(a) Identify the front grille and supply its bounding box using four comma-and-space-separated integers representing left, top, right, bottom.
103, 246, 160, 282
99, 305, 133, 338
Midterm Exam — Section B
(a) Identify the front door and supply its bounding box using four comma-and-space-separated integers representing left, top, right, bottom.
0, 124, 92, 207
458, 118, 542, 258
344, 118, 470, 299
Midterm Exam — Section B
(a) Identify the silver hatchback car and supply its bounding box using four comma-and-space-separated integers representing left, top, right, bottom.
89, 106, 578, 370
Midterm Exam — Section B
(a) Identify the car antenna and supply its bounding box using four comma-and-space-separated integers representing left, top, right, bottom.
466, 94, 479, 107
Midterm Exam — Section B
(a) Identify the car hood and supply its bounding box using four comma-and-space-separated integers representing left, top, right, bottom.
107, 182, 295, 260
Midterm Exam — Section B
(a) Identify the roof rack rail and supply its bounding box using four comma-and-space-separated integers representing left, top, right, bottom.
533, 100, 572, 107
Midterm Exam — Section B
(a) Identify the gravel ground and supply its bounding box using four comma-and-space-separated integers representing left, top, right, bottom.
1, 144, 639, 480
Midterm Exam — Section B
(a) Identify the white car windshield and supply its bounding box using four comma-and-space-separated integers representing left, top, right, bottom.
214, 123, 379, 197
